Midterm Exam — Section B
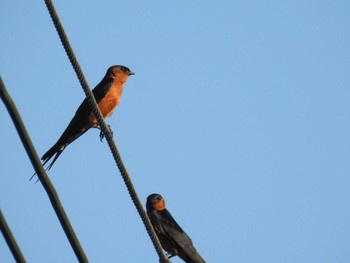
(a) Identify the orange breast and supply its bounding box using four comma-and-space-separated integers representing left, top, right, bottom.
153, 199, 166, 211
88, 82, 123, 126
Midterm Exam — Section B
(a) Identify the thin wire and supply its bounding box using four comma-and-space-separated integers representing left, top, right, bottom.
0, 77, 88, 263
0, 209, 26, 263
43, 1, 169, 262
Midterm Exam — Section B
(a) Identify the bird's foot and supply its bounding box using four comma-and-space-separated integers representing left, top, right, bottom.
99, 124, 113, 142
158, 253, 173, 263
167, 253, 175, 259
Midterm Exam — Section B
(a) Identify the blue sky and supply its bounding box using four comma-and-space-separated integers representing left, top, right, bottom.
1, 1, 349, 262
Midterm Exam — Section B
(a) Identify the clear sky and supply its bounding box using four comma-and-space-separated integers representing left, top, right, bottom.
1, 1, 349, 262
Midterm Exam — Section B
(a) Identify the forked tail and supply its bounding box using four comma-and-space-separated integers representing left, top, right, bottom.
41, 143, 65, 171
29, 143, 65, 181
30, 122, 91, 181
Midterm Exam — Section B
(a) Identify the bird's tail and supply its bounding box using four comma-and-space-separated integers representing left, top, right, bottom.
187, 247, 206, 263
30, 121, 91, 181
29, 143, 65, 181
41, 143, 66, 171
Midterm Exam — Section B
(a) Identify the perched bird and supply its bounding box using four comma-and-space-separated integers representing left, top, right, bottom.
146, 194, 206, 263
40, 65, 134, 171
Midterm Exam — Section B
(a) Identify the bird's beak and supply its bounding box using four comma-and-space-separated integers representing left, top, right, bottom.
129, 71, 135, 76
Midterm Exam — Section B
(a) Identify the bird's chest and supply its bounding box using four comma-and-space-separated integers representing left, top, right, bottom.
88, 85, 123, 125
99, 87, 122, 116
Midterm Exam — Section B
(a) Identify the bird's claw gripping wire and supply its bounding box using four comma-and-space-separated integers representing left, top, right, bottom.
159, 254, 173, 263
99, 124, 113, 142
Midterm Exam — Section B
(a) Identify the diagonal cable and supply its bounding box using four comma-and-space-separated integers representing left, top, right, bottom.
0, 209, 26, 263
0, 77, 88, 262
43, 1, 169, 262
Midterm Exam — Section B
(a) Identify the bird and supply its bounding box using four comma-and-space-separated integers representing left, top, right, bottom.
146, 193, 206, 263
37, 65, 134, 172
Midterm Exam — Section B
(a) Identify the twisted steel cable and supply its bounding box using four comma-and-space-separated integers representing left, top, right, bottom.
44, 1, 169, 262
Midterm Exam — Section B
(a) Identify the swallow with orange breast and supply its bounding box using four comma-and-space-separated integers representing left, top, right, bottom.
38, 65, 134, 172
146, 194, 206, 263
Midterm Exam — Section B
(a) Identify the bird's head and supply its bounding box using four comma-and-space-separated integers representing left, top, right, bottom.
146, 193, 166, 211
107, 65, 134, 83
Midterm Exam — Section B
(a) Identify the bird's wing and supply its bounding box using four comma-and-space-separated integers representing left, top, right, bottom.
73, 77, 114, 116
91, 77, 114, 103
160, 210, 205, 263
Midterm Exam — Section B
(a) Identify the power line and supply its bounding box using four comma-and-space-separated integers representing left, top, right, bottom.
43, 1, 169, 262
0, 76, 88, 263
0, 209, 26, 263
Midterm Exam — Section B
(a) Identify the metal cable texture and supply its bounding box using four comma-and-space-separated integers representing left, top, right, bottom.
44, 1, 169, 262
0, 209, 26, 263
0, 77, 88, 263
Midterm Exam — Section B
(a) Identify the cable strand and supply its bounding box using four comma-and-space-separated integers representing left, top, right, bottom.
0, 76, 88, 263
44, 1, 169, 261
0, 209, 26, 263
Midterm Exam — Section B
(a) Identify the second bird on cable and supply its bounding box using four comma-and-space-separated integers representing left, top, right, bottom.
39, 65, 134, 172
